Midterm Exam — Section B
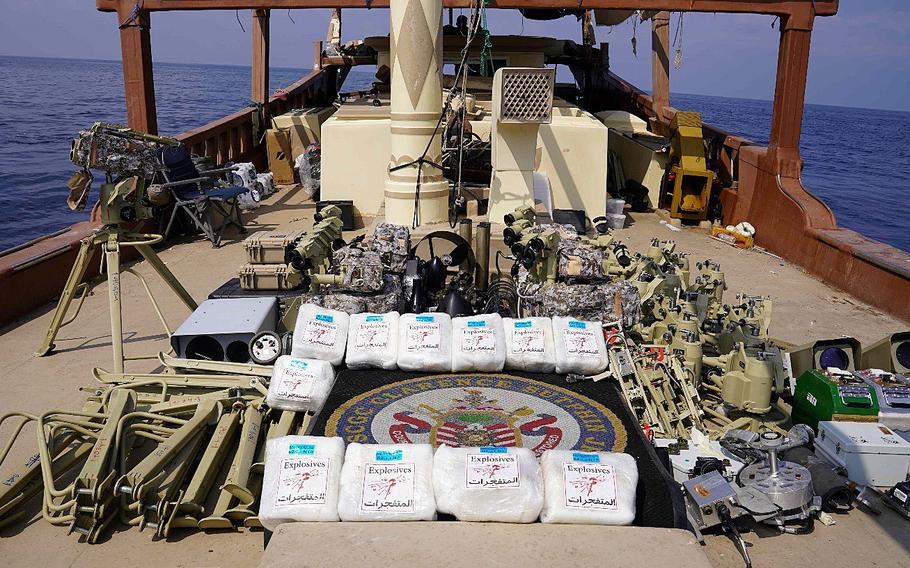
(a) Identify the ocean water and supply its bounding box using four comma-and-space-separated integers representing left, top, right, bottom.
0, 55, 907, 253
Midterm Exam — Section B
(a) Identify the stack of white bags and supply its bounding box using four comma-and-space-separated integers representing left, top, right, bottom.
278, 303, 609, 376
260, 439, 639, 528
451, 314, 506, 372
539, 450, 639, 525
292, 304, 350, 366
503, 317, 556, 373
552, 316, 609, 375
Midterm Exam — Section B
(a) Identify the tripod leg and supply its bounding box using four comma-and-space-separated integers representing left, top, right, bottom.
134, 245, 198, 312
105, 237, 125, 374
35, 236, 98, 357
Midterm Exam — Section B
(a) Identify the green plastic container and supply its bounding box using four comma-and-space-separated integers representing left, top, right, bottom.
791, 369, 879, 431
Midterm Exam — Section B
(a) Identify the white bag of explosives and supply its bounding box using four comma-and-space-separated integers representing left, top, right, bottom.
552, 317, 608, 375
433, 446, 543, 523
292, 303, 350, 366
259, 436, 345, 529
345, 312, 399, 370
451, 313, 506, 372
503, 317, 556, 373
265, 356, 336, 413
337, 443, 436, 521
540, 450, 638, 525
397, 313, 452, 372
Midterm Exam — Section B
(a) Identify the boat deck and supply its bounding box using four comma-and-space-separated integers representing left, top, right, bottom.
0, 184, 907, 567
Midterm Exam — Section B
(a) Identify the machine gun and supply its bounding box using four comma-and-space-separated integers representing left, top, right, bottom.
67, 122, 180, 215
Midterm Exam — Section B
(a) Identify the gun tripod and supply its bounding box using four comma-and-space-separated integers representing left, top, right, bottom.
35, 225, 197, 373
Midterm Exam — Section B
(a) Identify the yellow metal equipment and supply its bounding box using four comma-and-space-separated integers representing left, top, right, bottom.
667, 112, 714, 221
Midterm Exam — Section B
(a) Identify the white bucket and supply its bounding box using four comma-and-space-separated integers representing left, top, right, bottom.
606, 213, 626, 229
606, 198, 625, 216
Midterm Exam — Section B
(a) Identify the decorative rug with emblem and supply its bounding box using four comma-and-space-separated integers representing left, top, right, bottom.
311, 370, 685, 528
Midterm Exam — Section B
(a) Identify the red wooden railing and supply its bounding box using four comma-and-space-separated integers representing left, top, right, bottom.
178, 67, 340, 165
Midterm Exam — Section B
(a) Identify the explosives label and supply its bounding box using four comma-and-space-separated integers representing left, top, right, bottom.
564, 327, 598, 356
360, 462, 415, 513
465, 453, 521, 488
303, 318, 338, 347
406, 322, 440, 352
563, 463, 618, 510
462, 327, 496, 352
511, 327, 544, 354
275, 457, 330, 507
275, 364, 316, 401
355, 321, 391, 351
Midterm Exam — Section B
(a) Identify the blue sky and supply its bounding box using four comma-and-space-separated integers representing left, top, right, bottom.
2, 0, 909, 111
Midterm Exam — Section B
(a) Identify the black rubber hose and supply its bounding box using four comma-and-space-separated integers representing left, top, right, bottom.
782, 447, 854, 512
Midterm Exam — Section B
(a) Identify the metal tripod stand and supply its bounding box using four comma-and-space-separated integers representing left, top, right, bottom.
35, 226, 198, 373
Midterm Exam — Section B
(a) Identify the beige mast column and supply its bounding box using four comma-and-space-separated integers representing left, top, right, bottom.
383, 0, 448, 226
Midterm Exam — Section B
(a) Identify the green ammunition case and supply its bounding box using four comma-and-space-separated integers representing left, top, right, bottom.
791, 369, 879, 431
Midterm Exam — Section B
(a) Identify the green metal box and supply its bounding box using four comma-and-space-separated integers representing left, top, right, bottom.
791, 369, 879, 431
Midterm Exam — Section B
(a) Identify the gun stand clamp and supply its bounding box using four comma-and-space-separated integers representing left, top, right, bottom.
35, 226, 197, 373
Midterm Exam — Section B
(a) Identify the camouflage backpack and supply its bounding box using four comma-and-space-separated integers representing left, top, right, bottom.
370, 223, 411, 273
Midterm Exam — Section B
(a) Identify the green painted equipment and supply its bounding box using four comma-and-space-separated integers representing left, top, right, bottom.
791, 369, 879, 431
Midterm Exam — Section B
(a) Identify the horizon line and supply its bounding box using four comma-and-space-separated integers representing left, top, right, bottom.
2, 52, 908, 115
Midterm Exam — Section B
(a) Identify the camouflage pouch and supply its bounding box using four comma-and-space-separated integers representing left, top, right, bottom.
602, 280, 642, 328
304, 274, 402, 315
331, 245, 384, 292
370, 223, 410, 273
536, 223, 578, 241
519, 280, 641, 328
557, 240, 605, 280
361, 275, 403, 313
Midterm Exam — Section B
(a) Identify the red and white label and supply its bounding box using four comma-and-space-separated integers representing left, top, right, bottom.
275, 457, 330, 507
360, 462, 416, 513
563, 463, 618, 510
465, 454, 521, 488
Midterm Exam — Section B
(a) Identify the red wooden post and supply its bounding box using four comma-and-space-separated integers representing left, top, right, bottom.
767, 11, 813, 174
117, 3, 157, 134
252, 8, 271, 124
650, 11, 670, 119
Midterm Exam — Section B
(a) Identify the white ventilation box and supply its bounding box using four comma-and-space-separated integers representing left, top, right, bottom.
496, 68, 556, 124
489, 67, 555, 223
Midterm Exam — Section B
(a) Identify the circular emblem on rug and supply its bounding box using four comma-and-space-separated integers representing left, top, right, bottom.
325, 374, 627, 456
